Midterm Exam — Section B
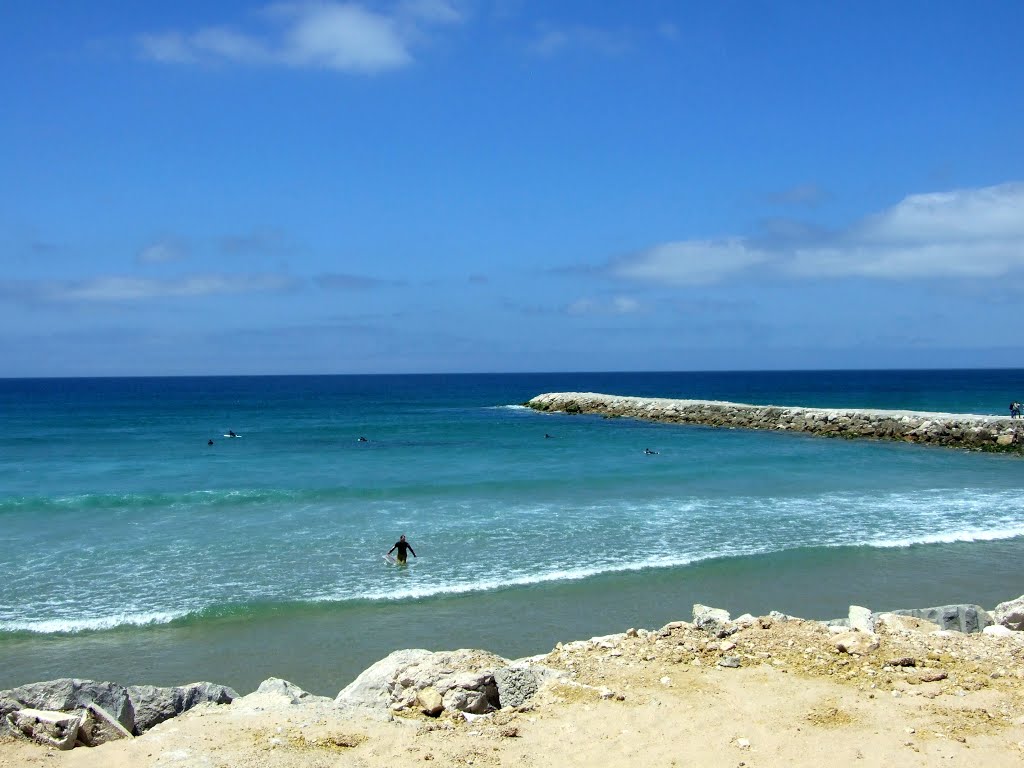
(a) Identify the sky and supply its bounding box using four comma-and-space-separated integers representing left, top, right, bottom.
2, 1, 1023, 377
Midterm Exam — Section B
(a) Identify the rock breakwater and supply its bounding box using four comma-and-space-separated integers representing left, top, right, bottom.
527, 392, 1023, 453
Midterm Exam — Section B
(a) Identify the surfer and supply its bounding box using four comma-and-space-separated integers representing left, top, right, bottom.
208, 439, 214, 446
228, 430, 237, 438
644, 448, 658, 455
357, 436, 368, 442
388, 534, 417, 565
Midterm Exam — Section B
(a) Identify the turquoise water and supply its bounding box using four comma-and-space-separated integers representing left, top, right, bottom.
1, 371, 1023, 694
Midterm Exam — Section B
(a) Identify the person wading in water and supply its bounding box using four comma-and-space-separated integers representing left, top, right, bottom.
388, 535, 417, 565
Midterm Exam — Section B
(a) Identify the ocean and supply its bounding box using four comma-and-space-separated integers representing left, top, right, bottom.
2, 370, 1023, 696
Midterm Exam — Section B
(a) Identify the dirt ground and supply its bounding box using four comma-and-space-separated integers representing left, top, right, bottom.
3, 614, 1024, 767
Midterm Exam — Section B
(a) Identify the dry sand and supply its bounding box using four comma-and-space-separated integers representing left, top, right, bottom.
3, 614, 1024, 767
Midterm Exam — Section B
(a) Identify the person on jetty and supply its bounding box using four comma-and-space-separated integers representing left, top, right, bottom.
1010, 402, 1022, 419
388, 535, 417, 564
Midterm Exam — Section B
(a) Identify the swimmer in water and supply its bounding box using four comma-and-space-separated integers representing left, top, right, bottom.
388, 534, 417, 565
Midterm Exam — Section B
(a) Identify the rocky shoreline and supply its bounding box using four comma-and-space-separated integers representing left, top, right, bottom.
527, 392, 1024, 452
3, 595, 1024, 761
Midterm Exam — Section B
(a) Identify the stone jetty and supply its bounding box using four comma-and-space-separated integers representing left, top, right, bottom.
527, 392, 1023, 453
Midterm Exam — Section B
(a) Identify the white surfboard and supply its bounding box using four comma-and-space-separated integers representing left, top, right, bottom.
382, 553, 396, 565
223, 434, 242, 438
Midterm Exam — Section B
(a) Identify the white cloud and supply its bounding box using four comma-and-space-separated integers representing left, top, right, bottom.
859, 183, 1024, 243
612, 240, 768, 285
787, 182, 1024, 278
277, 3, 410, 71
611, 182, 1024, 286
139, 1, 464, 73
4, 274, 298, 303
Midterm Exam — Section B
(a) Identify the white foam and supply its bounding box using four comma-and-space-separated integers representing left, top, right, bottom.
0, 610, 184, 634
867, 526, 1024, 548
325, 550, 736, 604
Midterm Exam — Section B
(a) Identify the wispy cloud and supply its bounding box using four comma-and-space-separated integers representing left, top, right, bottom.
566, 295, 644, 316
136, 239, 188, 264
610, 182, 1024, 285
526, 23, 630, 57
0, 274, 299, 303
314, 272, 403, 290
611, 240, 769, 286
139, 1, 464, 73
220, 230, 291, 256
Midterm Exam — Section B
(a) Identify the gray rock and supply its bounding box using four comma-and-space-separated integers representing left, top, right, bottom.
885, 605, 993, 634
993, 595, 1024, 631
4, 679, 133, 732
128, 682, 237, 734
717, 656, 741, 668
124, 685, 177, 734
76, 703, 133, 747
0, 693, 19, 722
494, 667, 540, 709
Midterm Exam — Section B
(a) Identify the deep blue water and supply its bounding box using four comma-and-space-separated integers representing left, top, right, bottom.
1, 370, 1022, 693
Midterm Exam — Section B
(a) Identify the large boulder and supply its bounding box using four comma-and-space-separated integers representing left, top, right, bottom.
993, 595, 1024, 631
2, 679, 133, 732
885, 605, 993, 634
335, 649, 508, 716
335, 649, 434, 710
127, 682, 237, 734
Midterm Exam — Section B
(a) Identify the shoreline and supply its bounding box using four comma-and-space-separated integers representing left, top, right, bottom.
527, 392, 1024, 452
3, 597, 1024, 766
4, 537, 1024, 697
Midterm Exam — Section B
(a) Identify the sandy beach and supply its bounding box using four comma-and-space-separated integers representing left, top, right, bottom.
3, 607, 1023, 768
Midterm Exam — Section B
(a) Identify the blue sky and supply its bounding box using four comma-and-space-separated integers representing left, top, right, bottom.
2, 1, 1022, 376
